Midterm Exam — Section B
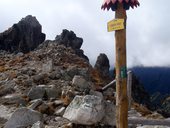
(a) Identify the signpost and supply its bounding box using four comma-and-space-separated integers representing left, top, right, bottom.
107, 19, 124, 32
101, 0, 140, 128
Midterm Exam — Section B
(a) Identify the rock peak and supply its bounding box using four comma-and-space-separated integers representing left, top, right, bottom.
19, 15, 41, 28
0, 15, 45, 53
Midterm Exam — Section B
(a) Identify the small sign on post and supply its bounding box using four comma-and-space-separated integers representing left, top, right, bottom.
107, 19, 124, 32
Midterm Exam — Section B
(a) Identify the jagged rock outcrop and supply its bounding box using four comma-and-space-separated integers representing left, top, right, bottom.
94, 53, 110, 78
131, 73, 152, 109
55, 29, 89, 61
0, 15, 45, 53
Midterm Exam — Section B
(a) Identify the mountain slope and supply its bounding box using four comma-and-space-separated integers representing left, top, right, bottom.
131, 67, 170, 94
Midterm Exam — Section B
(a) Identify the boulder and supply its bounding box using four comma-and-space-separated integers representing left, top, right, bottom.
31, 121, 44, 128
29, 99, 43, 110
0, 15, 45, 53
28, 85, 61, 100
27, 86, 46, 100
45, 85, 61, 99
94, 53, 110, 78
5, 107, 42, 128
72, 75, 91, 92
63, 95, 104, 125
55, 107, 66, 116
42, 59, 54, 73
101, 101, 116, 126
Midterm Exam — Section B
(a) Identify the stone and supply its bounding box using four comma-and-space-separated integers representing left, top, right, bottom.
2, 94, 28, 106
29, 99, 43, 110
128, 108, 142, 118
0, 15, 45, 53
63, 95, 104, 125
61, 86, 75, 106
89, 90, 103, 100
94, 53, 110, 78
48, 69, 62, 80
32, 73, 49, 84
42, 60, 53, 73
45, 85, 61, 99
55, 107, 66, 116
4, 107, 42, 128
54, 100, 64, 106
101, 101, 116, 126
0, 81, 15, 97
37, 103, 49, 114
27, 86, 45, 100
28, 84, 62, 100
72, 75, 91, 92
31, 121, 44, 128
0, 105, 15, 120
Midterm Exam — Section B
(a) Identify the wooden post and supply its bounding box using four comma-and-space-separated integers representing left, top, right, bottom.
115, 3, 128, 128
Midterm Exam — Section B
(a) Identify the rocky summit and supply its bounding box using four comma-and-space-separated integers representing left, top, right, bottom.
0, 15, 45, 53
0, 15, 170, 128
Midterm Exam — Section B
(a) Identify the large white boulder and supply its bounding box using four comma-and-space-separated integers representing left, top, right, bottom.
63, 95, 104, 125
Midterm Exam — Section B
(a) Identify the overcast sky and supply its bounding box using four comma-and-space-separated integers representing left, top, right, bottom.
0, 0, 170, 68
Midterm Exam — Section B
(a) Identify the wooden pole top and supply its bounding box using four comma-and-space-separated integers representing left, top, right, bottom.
101, 0, 140, 11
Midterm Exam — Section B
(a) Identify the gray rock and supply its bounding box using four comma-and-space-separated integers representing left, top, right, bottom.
0, 15, 45, 53
0, 105, 15, 120
45, 85, 61, 99
28, 86, 45, 100
2, 94, 28, 106
54, 100, 64, 106
32, 73, 49, 84
101, 101, 116, 126
128, 108, 142, 118
55, 107, 66, 116
28, 84, 62, 100
48, 69, 62, 80
5, 107, 42, 128
29, 99, 43, 110
31, 121, 44, 128
42, 60, 53, 73
63, 95, 104, 125
89, 90, 103, 100
72, 75, 91, 92
0, 81, 15, 97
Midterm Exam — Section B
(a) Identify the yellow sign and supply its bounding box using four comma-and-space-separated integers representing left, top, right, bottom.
107, 19, 124, 32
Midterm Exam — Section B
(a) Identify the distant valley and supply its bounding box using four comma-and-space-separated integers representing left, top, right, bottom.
131, 67, 170, 94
